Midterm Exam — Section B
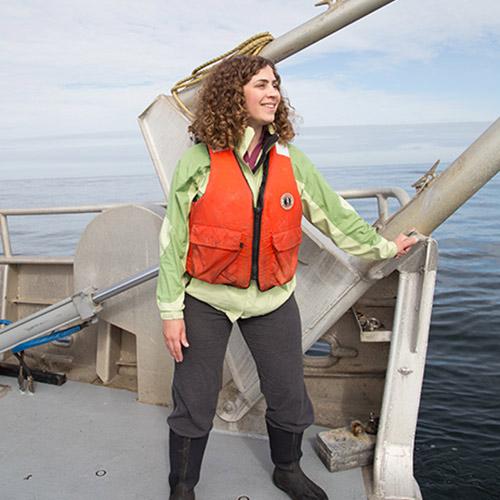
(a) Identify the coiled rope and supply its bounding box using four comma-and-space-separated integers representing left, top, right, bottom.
171, 32, 274, 119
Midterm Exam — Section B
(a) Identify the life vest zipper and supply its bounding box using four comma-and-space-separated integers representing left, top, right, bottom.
237, 133, 277, 287
251, 153, 271, 286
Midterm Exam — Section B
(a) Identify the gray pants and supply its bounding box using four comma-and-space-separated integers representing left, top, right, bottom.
168, 293, 314, 438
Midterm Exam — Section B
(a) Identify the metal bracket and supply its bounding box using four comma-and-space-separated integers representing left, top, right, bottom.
371, 238, 438, 500
217, 379, 262, 423
303, 331, 358, 369
73, 288, 101, 320
315, 0, 342, 10
367, 234, 436, 281
412, 159, 440, 193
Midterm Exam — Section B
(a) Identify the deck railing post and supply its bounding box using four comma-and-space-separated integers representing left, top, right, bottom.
0, 214, 12, 258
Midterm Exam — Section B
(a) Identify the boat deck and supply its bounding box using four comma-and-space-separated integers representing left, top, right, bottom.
0, 375, 367, 500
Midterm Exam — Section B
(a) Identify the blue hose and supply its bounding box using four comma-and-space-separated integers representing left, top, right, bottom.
12, 324, 84, 353
0, 319, 84, 353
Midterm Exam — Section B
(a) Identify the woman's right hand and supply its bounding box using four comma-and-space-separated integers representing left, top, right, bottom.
394, 231, 419, 257
162, 319, 189, 363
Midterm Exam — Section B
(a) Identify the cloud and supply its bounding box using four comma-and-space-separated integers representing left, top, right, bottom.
285, 77, 497, 127
294, 121, 492, 168
1, 0, 499, 139
284, 0, 500, 63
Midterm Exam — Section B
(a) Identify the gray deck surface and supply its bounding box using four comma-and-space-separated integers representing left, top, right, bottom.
0, 375, 367, 500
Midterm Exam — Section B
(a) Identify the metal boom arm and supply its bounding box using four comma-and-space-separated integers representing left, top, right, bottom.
176, 0, 396, 108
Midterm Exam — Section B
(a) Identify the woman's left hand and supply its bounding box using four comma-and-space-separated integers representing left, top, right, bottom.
394, 231, 419, 257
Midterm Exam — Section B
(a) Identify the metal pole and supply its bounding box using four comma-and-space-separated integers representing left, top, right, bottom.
0, 265, 160, 354
176, 0, 396, 108
0, 215, 12, 340
92, 266, 159, 304
380, 118, 500, 239
0, 214, 12, 258
261, 0, 396, 62
0, 203, 163, 216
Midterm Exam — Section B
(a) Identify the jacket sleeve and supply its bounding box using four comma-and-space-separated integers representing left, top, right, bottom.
290, 145, 397, 260
156, 159, 200, 320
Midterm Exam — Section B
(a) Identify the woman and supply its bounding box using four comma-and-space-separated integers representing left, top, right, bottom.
158, 55, 417, 500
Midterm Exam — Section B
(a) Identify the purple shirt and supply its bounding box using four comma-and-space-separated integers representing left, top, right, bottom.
243, 131, 265, 171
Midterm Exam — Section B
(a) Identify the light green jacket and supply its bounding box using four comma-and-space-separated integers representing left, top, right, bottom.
157, 129, 397, 322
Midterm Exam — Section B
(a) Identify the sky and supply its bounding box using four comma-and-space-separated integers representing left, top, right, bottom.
1, 0, 499, 136
0, 0, 499, 177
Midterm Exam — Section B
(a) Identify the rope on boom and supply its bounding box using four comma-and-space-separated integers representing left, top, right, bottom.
171, 32, 274, 119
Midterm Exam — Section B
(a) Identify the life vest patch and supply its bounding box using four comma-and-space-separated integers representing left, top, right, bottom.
280, 192, 294, 210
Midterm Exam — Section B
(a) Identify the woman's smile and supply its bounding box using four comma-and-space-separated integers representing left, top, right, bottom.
243, 65, 281, 129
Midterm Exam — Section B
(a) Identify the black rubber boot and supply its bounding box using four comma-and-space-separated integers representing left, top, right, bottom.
168, 429, 209, 500
267, 422, 329, 500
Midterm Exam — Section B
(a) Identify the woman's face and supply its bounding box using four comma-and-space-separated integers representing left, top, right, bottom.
243, 65, 281, 130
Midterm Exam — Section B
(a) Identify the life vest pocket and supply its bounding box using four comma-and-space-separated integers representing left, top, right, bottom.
270, 226, 303, 284
187, 224, 244, 284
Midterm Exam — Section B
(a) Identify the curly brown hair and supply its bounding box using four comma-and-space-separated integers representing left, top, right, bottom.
188, 55, 295, 150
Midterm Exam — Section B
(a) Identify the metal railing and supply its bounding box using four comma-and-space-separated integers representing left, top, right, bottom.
0, 202, 166, 321
337, 187, 409, 221
0, 188, 408, 263
0, 189, 408, 321
0, 203, 166, 263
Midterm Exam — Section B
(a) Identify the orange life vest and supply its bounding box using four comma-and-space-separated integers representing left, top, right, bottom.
185, 144, 303, 291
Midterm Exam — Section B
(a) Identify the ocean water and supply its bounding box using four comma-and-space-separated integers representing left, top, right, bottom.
1, 124, 499, 499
